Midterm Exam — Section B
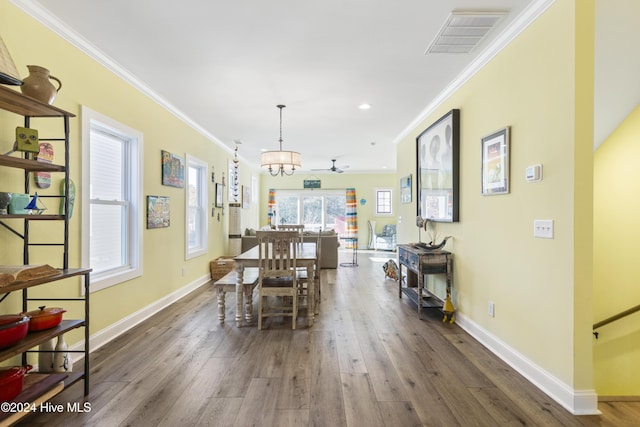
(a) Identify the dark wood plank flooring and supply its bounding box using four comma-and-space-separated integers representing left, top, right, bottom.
16, 251, 639, 426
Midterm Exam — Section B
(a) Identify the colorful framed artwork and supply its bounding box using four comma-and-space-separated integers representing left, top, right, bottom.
147, 195, 170, 229
481, 126, 510, 195
215, 183, 224, 208
400, 174, 412, 204
416, 109, 460, 222
161, 150, 184, 188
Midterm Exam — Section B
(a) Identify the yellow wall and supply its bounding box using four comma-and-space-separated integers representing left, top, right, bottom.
0, 3, 259, 348
260, 172, 397, 246
593, 104, 640, 396
397, 0, 594, 393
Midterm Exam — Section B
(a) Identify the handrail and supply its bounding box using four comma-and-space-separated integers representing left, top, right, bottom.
593, 304, 640, 339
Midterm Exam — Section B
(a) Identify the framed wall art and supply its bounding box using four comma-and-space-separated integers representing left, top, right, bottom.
400, 175, 412, 204
481, 126, 510, 195
147, 195, 170, 229
416, 109, 460, 222
161, 150, 184, 188
215, 183, 224, 208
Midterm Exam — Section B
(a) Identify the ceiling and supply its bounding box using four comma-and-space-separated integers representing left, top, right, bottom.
22, 0, 538, 173
594, 0, 640, 150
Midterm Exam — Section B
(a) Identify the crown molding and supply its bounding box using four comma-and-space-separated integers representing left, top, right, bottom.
393, 0, 557, 145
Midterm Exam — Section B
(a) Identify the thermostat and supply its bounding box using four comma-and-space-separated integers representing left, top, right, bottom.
525, 164, 542, 182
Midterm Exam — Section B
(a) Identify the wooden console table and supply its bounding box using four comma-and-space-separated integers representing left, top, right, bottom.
397, 244, 453, 320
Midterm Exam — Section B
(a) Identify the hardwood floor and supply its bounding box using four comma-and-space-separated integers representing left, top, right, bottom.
17, 251, 639, 426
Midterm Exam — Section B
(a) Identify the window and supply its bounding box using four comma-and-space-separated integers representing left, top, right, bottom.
186, 155, 208, 259
375, 188, 393, 215
274, 190, 346, 232
81, 106, 143, 292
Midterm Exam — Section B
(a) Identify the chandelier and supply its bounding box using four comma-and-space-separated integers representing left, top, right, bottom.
260, 104, 302, 176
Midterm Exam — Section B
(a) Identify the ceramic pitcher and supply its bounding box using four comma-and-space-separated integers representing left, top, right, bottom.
20, 65, 62, 104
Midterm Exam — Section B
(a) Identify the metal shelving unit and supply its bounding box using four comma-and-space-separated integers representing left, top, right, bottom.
0, 86, 90, 424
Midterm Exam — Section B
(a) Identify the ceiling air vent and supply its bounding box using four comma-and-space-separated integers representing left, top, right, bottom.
426, 11, 507, 54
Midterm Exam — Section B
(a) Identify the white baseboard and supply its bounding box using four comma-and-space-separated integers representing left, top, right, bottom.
455, 313, 600, 416
68, 273, 210, 360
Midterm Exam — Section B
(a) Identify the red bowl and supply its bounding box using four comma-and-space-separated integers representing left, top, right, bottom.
0, 315, 30, 349
23, 306, 66, 331
0, 365, 32, 402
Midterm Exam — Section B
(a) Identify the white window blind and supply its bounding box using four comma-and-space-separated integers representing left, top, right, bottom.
89, 129, 129, 274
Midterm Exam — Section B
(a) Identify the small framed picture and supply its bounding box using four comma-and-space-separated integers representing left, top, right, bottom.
481, 126, 510, 195
161, 150, 184, 188
400, 175, 412, 204
147, 195, 170, 229
215, 183, 224, 208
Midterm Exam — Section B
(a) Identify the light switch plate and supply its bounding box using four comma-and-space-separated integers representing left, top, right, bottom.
534, 219, 553, 238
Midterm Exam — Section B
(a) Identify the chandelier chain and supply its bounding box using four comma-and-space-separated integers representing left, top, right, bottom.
278, 104, 285, 151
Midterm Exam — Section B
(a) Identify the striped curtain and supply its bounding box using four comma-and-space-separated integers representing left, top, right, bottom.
267, 189, 276, 227
345, 187, 358, 249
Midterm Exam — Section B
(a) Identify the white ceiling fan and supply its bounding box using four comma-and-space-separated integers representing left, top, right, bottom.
311, 159, 349, 173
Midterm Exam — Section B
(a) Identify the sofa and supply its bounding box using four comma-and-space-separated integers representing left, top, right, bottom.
241, 229, 340, 269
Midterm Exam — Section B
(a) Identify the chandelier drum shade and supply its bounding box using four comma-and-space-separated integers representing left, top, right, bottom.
261, 104, 302, 176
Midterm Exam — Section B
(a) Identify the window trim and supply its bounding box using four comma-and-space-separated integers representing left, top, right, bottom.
81, 106, 143, 293
185, 154, 208, 260
375, 188, 393, 216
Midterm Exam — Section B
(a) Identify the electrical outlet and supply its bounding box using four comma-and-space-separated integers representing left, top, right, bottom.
488, 301, 495, 317
181, 268, 186, 277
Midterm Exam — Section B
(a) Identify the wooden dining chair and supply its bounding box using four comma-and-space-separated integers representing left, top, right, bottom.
297, 229, 321, 314
256, 230, 299, 330
277, 224, 304, 245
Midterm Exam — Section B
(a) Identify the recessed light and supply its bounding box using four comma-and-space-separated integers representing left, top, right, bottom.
359, 103, 371, 110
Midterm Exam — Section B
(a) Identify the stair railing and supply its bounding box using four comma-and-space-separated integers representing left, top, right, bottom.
593, 304, 640, 339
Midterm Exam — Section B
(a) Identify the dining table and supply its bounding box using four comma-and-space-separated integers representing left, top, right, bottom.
233, 242, 317, 327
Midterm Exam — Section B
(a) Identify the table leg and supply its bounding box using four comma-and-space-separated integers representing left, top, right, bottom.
235, 264, 244, 327
217, 289, 226, 323
417, 270, 423, 320
314, 272, 320, 316
245, 285, 253, 323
